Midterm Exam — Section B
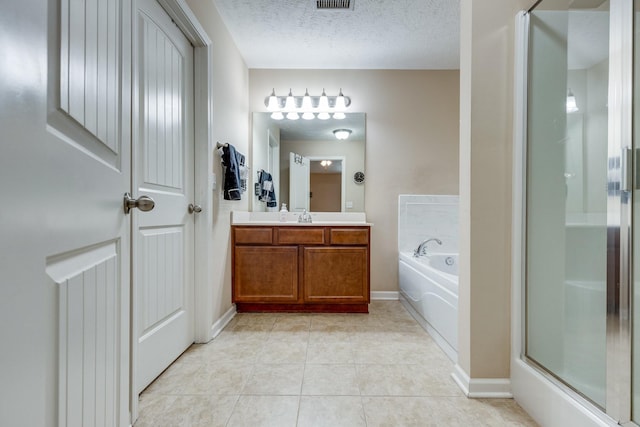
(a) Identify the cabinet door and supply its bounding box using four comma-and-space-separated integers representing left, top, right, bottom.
303, 247, 369, 303
234, 246, 299, 302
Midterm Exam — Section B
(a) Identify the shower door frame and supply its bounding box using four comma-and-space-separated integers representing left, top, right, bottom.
512, 1, 636, 425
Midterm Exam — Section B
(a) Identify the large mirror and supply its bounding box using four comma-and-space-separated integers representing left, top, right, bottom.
250, 112, 365, 212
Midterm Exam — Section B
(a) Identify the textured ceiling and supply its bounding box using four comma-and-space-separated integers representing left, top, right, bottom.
213, 0, 460, 69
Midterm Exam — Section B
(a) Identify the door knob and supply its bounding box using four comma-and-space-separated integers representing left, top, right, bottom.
188, 203, 202, 214
123, 192, 155, 214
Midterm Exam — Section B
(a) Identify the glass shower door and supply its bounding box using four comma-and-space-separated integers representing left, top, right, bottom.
525, 3, 609, 409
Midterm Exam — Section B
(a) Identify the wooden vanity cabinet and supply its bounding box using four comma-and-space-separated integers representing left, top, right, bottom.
231, 225, 370, 313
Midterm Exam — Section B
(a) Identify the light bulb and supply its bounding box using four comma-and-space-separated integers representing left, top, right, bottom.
267, 88, 279, 111
317, 112, 330, 120
333, 112, 345, 120
333, 129, 352, 140
335, 88, 346, 111
284, 89, 296, 111
318, 88, 329, 110
302, 112, 315, 120
271, 111, 284, 120
566, 89, 579, 113
286, 111, 299, 120
301, 89, 312, 110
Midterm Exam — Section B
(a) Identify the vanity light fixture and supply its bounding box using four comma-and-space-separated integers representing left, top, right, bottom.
333, 129, 352, 140
566, 89, 579, 113
264, 88, 351, 121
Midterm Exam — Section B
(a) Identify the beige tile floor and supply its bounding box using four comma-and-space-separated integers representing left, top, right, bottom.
135, 301, 537, 427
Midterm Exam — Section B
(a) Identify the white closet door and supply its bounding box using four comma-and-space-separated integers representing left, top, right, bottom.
134, 0, 196, 393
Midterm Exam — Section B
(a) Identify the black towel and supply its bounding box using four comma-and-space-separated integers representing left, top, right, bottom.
258, 170, 277, 208
220, 144, 243, 200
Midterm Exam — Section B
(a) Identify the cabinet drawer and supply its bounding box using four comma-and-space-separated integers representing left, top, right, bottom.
278, 228, 325, 244
330, 228, 369, 245
234, 227, 273, 244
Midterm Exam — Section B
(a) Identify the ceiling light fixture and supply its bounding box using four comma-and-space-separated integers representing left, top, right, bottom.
333, 129, 352, 140
263, 88, 351, 121
320, 160, 332, 168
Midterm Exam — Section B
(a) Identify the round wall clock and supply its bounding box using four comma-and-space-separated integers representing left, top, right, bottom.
353, 171, 365, 184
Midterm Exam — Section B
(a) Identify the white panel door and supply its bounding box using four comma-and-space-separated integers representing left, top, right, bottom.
0, 0, 131, 426
135, 0, 196, 393
289, 152, 310, 212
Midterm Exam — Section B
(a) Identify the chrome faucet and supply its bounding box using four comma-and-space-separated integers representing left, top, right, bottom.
413, 238, 442, 257
298, 209, 312, 223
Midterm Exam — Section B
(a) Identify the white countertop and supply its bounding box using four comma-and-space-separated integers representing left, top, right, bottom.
231, 211, 372, 226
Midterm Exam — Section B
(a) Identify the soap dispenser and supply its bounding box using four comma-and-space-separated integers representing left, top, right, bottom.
279, 203, 288, 222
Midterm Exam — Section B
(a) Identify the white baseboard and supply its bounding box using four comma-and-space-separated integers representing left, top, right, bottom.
371, 291, 399, 300
209, 305, 236, 341
452, 364, 513, 398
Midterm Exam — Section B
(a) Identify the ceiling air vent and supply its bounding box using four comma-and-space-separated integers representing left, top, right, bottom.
315, 0, 353, 10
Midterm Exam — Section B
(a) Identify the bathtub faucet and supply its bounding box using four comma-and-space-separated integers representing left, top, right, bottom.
413, 238, 442, 257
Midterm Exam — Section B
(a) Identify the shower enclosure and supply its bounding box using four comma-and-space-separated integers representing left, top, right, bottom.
515, 0, 640, 425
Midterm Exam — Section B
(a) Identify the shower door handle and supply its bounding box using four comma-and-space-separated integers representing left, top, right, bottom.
622, 147, 633, 193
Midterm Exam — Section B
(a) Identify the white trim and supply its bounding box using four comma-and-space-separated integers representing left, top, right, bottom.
451, 365, 512, 398
156, 0, 211, 44
511, 9, 528, 370
193, 45, 215, 344
156, 0, 214, 346
210, 305, 237, 340
370, 291, 399, 300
